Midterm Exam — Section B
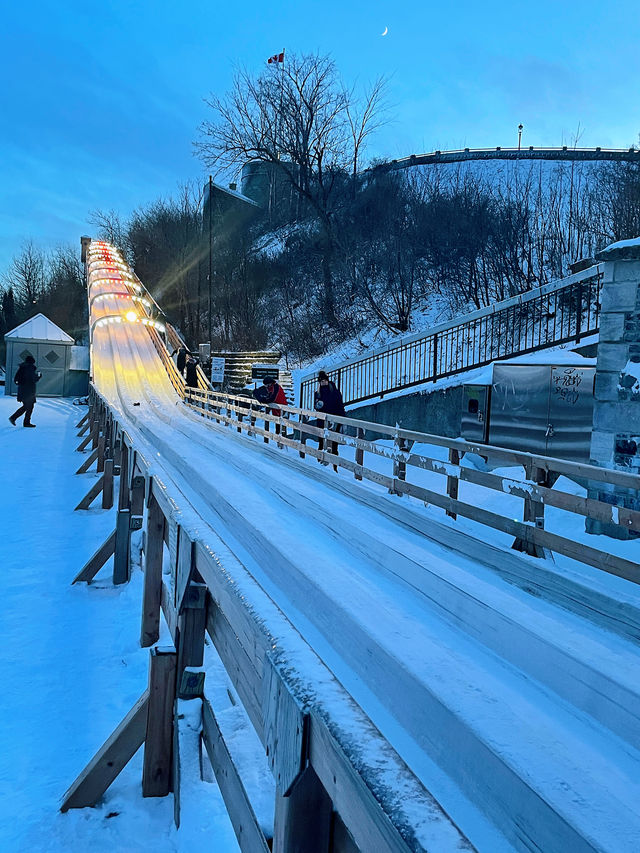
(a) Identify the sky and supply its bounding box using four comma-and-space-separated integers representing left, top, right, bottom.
0, 0, 638, 272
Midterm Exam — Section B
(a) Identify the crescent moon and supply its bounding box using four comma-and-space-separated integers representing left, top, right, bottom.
381, 26, 388, 36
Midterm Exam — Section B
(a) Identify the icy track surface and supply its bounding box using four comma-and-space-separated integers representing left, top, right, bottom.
87, 300, 640, 853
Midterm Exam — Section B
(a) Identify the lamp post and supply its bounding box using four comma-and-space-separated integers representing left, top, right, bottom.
208, 175, 213, 348
518, 123, 523, 151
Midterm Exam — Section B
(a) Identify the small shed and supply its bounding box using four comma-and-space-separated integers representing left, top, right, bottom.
4, 313, 89, 397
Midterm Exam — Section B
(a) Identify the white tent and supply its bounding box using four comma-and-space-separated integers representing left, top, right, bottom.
4, 313, 88, 397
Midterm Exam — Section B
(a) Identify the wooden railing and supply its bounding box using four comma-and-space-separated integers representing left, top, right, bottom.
299, 265, 603, 408
64, 388, 473, 852
184, 386, 640, 584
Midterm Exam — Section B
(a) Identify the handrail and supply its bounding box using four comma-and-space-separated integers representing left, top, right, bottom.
300, 265, 603, 408
370, 146, 640, 172
183, 385, 640, 582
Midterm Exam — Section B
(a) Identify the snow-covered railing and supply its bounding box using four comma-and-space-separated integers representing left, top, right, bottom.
373, 146, 640, 172
64, 387, 472, 852
299, 265, 603, 408
184, 387, 640, 583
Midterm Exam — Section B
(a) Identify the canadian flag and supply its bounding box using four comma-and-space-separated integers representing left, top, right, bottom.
267, 50, 285, 64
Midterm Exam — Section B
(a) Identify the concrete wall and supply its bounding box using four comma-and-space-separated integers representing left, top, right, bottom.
588, 239, 640, 538
347, 384, 463, 441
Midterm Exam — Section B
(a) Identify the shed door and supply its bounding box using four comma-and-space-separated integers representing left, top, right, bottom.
36, 343, 66, 396
546, 367, 595, 461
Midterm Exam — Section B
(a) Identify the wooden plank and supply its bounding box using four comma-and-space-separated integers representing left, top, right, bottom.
74, 475, 105, 511
60, 690, 149, 811
273, 769, 332, 853
75, 412, 89, 429
76, 432, 94, 453
205, 601, 264, 735
393, 478, 640, 584
177, 582, 207, 675
161, 580, 178, 642
72, 530, 116, 584
262, 653, 307, 796
142, 646, 177, 797
102, 459, 114, 510
333, 813, 359, 853
202, 697, 271, 853
97, 435, 106, 473
308, 713, 412, 853
113, 508, 131, 586
176, 528, 195, 611
75, 447, 99, 474
141, 495, 166, 647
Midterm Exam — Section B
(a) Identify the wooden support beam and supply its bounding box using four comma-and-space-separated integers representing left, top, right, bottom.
130, 473, 146, 516
118, 443, 130, 511
72, 530, 116, 584
74, 475, 105, 511
60, 690, 149, 812
75, 447, 99, 475
513, 463, 546, 557
273, 767, 332, 853
142, 646, 177, 798
77, 424, 90, 438
76, 432, 94, 453
102, 459, 114, 510
446, 448, 460, 520
202, 697, 271, 853
97, 435, 106, 473
113, 509, 131, 585
354, 427, 365, 480
140, 495, 165, 647
177, 582, 207, 676
75, 412, 89, 429
91, 422, 100, 450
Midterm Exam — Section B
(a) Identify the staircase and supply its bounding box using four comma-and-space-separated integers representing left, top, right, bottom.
212, 350, 294, 400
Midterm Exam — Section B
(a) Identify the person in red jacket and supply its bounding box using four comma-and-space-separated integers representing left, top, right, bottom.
252, 376, 288, 435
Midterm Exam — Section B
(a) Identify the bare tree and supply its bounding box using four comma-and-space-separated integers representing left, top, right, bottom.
2, 241, 46, 307
195, 52, 387, 324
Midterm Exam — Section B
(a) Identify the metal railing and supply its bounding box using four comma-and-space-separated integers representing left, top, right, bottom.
299, 265, 603, 409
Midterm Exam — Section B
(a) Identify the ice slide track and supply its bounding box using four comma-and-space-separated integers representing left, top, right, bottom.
84, 243, 640, 852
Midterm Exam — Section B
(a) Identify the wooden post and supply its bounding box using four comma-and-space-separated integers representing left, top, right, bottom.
140, 495, 165, 648
113, 509, 131, 585
513, 462, 546, 557
102, 459, 114, 510
91, 422, 100, 450
176, 582, 207, 676
354, 426, 364, 481
264, 416, 271, 444
272, 768, 332, 853
142, 646, 177, 798
97, 435, 106, 473
446, 448, 460, 520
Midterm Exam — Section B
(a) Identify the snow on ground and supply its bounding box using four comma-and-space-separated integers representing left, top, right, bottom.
0, 396, 240, 853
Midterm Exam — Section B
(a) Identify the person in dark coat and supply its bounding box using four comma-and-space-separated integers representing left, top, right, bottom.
314, 370, 346, 460
185, 356, 199, 388
9, 355, 41, 428
171, 346, 189, 375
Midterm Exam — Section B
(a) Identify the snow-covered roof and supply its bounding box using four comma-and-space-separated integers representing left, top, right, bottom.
4, 313, 74, 343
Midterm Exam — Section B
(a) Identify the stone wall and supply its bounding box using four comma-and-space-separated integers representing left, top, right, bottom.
588, 239, 640, 538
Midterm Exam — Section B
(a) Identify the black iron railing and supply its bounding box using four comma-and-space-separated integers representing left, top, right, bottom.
300, 266, 603, 408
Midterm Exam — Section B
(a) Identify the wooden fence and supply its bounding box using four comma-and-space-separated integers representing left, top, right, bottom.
63, 388, 474, 852
184, 386, 640, 584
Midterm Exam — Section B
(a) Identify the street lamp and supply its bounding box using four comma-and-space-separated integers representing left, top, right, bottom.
518, 123, 523, 151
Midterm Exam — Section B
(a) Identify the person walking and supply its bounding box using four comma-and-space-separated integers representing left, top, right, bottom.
185, 356, 199, 389
314, 370, 346, 461
171, 346, 189, 376
9, 355, 41, 428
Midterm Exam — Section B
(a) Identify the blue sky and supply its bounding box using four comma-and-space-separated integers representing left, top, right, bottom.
1, 0, 638, 271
